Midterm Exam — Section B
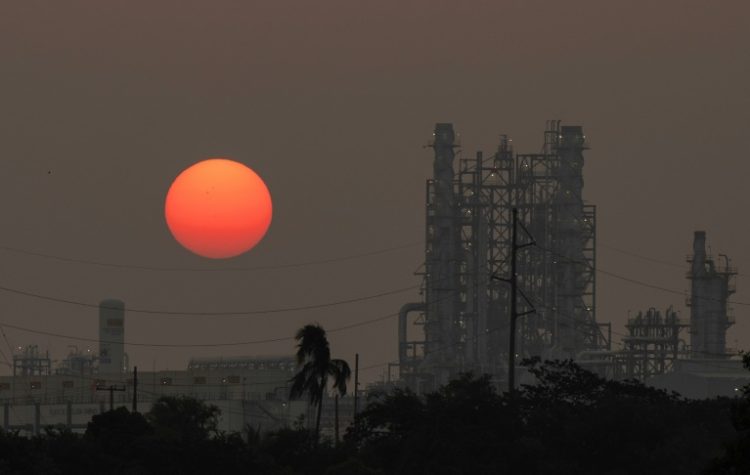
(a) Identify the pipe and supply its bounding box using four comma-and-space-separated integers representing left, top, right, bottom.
399, 303, 426, 364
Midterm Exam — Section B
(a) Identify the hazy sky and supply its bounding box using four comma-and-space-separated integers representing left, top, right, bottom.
0, 1, 748, 383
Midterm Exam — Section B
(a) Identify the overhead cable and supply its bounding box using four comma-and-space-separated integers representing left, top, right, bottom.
0, 241, 421, 273
0, 311, 400, 348
535, 245, 750, 307
0, 283, 419, 316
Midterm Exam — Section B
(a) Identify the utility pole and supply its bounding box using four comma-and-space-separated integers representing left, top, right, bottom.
492, 208, 536, 395
132, 366, 138, 413
96, 384, 126, 411
334, 394, 339, 446
353, 353, 359, 419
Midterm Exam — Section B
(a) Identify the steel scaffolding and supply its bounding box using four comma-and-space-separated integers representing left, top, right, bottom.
613, 307, 688, 380
399, 122, 606, 391
515, 122, 604, 359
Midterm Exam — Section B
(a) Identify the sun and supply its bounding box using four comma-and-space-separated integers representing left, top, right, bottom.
164, 158, 272, 259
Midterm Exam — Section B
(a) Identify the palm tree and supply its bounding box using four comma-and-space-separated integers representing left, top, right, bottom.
289, 324, 351, 444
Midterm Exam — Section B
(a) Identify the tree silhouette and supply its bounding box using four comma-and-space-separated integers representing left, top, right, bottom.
290, 324, 351, 445
147, 395, 220, 444
349, 362, 734, 475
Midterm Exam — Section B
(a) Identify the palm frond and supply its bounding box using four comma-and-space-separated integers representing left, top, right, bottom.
289, 362, 325, 404
329, 358, 352, 396
291, 324, 350, 407
295, 324, 330, 365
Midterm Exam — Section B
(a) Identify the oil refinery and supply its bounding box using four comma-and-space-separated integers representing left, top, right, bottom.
397, 121, 748, 397
1, 121, 747, 435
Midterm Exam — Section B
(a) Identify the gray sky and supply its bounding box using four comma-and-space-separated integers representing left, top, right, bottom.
0, 0, 748, 382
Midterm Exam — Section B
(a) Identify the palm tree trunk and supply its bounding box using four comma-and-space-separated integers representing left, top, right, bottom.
314, 398, 323, 447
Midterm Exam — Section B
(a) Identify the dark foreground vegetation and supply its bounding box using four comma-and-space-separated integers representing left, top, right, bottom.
2, 358, 750, 474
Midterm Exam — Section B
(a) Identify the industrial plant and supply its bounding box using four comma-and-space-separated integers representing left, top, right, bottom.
0, 300, 306, 435
1, 121, 747, 435
397, 121, 748, 397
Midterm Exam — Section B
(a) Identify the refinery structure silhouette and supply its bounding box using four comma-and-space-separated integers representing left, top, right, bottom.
0, 121, 746, 435
397, 122, 741, 395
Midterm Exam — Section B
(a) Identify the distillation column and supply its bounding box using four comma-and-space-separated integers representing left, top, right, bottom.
551, 125, 590, 356
688, 231, 736, 359
398, 122, 600, 389
424, 123, 461, 387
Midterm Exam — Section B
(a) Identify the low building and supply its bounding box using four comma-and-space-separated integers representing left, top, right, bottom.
0, 355, 307, 436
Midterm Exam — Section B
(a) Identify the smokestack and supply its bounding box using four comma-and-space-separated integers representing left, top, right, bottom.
692, 231, 707, 275
99, 299, 125, 374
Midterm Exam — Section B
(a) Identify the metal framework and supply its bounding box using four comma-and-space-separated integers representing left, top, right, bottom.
613, 307, 687, 380
399, 122, 606, 391
584, 231, 738, 381
455, 138, 515, 379
13, 345, 51, 377
515, 122, 605, 359
687, 231, 736, 359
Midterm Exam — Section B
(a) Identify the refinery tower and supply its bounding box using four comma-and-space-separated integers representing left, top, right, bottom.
98, 299, 126, 375
398, 122, 608, 392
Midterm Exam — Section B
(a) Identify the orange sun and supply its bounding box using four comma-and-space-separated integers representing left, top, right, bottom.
165, 158, 272, 259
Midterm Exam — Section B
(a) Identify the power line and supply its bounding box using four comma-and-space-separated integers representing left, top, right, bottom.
0, 241, 421, 273
537, 245, 750, 307
357, 291, 747, 378
0, 283, 467, 350
598, 262, 749, 307
3, 233, 743, 306
357, 306, 511, 375
552, 204, 745, 277
526, 296, 745, 360
0, 283, 419, 317
0, 325, 15, 366
0, 310, 401, 348
595, 268, 692, 299
598, 243, 686, 270
0, 285, 460, 350
599, 242, 750, 279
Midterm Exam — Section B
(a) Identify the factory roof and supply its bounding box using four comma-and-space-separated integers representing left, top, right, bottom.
187, 355, 296, 371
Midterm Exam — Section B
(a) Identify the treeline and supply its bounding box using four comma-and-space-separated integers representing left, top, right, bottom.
1, 359, 749, 474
